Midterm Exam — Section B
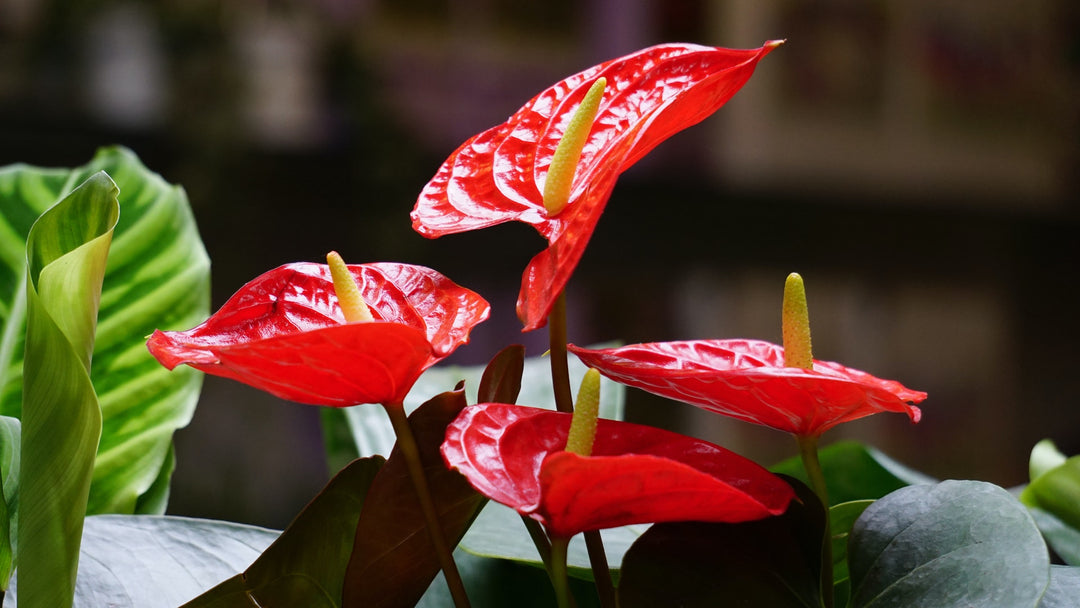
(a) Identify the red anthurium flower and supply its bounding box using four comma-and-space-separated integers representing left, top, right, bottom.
147, 262, 490, 407
442, 402, 795, 539
568, 340, 926, 438
412, 41, 783, 331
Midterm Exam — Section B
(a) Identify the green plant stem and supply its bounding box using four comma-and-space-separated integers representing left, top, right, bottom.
548, 291, 574, 414
522, 515, 553, 571
547, 290, 617, 608
797, 434, 833, 608
584, 530, 618, 608
549, 537, 576, 608
384, 403, 471, 608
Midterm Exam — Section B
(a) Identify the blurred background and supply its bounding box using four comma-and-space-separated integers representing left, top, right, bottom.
1, 0, 1078, 529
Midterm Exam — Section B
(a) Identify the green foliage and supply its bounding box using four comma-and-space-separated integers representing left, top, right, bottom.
0, 147, 210, 516
848, 480, 1050, 607
342, 388, 486, 607
0, 416, 19, 590
0, 148, 209, 607
183, 457, 385, 607
772, 440, 934, 506
4, 515, 277, 607
1022, 440, 1080, 531
17, 172, 118, 607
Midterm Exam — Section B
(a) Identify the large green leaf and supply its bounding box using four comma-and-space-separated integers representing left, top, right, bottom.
772, 440, 934, 506
342, 388, 486, 607
3, 515, 278, 607
183, 457, 385, 607
18, 172, 118, 607
0, 146, 210, 515
848, 480, 1050, 607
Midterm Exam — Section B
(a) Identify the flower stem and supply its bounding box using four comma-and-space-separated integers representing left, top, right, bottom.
384, 402, 471, 608
584, 531, 618, 608
797, 434, 833, 608
549, 537, 576, 608
547, 290, 617, 607
522, 515, 554, 571
548, 291, 574, 414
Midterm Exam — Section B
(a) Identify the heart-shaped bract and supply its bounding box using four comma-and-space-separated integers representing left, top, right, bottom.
412, 41, 783, 330
442, 402, 795, 538
148, 262, 489, 406
569, 339, 926, 437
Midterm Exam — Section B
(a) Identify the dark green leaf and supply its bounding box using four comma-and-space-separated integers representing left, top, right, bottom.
618, 477, 824, 608
831, 500, 874, 608
183, 456, 384, 607
342, 388, 486, 607
849, 480, 1049, 608
477, 344, 525, 404
772, 440, 933, 506
831, 500, 873, 586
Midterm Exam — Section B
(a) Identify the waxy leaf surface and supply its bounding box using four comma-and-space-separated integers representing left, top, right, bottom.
148, 262, 489, 406
848, 480, 1049, 608
413, 42, 782, 330
570, 339, 926, 437
343, 388, 485, 608
442, 402, 794, 538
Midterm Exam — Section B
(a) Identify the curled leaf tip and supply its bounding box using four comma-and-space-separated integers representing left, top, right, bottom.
543, 77, 607, 216
565, 368, 601, 456
326, 251, 374, 323
782, 272, 813, 369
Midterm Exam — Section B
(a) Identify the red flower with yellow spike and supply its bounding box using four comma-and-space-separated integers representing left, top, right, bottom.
147, 255, 490, 407
442, 371, 795, 540
569, 274, 926, 438
412, 42, 783, 331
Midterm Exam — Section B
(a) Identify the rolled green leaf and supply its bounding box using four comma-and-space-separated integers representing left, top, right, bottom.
19, 171, 118, 608
0, 147, 210, 515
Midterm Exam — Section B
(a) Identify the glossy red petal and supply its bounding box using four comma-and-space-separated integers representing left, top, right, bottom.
149, 323, 432, 406
442, 403, 795, 538
569, 340, 926, 437
413, 42, 782, 329
147, 262, 489, 406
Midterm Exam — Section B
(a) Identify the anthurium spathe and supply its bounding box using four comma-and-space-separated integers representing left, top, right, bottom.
568, 339, 926, 437
412, 41, 783, 330
147, 261, 489, 407
441, 402, 795, 539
